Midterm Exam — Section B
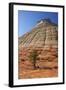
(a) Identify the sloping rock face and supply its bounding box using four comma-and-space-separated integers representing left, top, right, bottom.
18, 19, 58, 79
19, 19, 58, 48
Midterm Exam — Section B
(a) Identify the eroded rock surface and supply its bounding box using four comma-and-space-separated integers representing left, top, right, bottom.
18, 19, 58, 79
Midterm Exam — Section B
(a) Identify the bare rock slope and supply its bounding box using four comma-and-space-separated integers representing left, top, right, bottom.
19, 19, 58, 48
18, 19, 58, 79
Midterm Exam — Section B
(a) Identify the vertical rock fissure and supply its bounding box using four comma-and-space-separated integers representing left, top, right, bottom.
50, 27, 52, 48
43, 28, 46, 47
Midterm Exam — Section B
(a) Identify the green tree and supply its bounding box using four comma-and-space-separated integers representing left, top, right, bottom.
29, 50, 38, 69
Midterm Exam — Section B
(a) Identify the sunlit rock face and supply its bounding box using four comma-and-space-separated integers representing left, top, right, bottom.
19, 19, 58, 49
18, 19, 58, 79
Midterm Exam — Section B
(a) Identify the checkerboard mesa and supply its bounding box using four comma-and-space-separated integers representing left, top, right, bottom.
19, 18, 58, 48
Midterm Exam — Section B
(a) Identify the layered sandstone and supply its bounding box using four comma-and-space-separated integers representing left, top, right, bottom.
19, 19, 58, 48
18, 19, 58, 79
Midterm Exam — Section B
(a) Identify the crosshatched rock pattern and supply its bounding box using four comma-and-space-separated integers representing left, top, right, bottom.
18, 19, 58, 79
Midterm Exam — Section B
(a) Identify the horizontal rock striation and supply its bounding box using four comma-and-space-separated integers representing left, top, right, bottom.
19, 19, 58, 49
18, 19, 58, 79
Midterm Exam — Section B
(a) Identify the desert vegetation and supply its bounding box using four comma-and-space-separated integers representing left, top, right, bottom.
28, 50, 38, 69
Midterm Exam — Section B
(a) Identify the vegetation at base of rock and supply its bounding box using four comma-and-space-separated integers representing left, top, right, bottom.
28, 50, 38, 69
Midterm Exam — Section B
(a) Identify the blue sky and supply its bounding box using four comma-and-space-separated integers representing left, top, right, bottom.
18, 10, 58, 37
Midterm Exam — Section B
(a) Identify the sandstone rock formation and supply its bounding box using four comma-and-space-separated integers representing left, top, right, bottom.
18, 19, 58, 79
19, 18, 58, 49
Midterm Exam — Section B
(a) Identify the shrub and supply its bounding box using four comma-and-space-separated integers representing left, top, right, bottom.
29, 49, 38, 69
